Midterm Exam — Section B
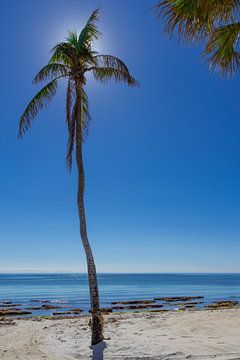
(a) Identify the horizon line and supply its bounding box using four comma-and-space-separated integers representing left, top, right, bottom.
1, 271, 240, 275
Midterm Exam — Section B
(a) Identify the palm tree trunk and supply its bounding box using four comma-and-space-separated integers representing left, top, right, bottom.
75, 80, 104, 345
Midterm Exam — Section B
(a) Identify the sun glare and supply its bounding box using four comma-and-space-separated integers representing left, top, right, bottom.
46, 13, 113, 56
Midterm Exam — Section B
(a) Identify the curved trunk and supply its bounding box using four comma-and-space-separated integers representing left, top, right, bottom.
75, 80, 104, 345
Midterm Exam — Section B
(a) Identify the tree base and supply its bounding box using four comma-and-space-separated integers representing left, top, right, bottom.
91, 311, 104, 345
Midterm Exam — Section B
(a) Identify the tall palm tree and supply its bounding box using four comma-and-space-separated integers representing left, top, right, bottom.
19, 8, 138, 345
155, 0, 240, 77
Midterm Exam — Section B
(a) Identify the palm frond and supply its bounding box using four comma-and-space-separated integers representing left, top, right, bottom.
50, 41, 95, 69
91, 55, 139, 86
78, 8, 102, 49
49, 42, 74, 64
205, 22, 240, 77
81, 88, 91, 140
207, 0, 240, 23
66, 79, 76, 170
66, 30, 79, 48
155, 0, 240, 43
156, 0, 209, 42
33, 63, 70, 83
67, 87, 91, 168
19, 79, 58, 137
91, 67, 134, 85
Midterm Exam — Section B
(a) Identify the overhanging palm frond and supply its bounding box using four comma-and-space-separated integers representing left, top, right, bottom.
92, 55, 139, 86
19, 79, 58, 137
155, 0, 210, 42
205, 22, 240, 77
207, 0, 240, 23
156, 0, 240, 77
156, 0, 240, 43
33, 63, 70, 83
78, 8, 102, 49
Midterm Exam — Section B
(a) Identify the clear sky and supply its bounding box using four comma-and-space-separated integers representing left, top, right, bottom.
1, 0, 240, 273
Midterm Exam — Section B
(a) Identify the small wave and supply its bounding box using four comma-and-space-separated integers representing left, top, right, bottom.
49, 299, 68, 304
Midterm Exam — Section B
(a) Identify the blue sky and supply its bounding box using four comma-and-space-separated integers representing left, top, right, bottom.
1, 0, 240, 273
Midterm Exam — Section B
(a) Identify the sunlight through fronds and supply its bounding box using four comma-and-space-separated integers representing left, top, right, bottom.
19, 9, 138, 168
78, 8, 102, 49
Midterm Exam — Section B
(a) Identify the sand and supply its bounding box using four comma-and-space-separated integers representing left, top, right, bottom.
0, 309, 240, 359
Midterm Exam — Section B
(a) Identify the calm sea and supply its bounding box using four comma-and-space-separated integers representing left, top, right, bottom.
0, 273, 240, 316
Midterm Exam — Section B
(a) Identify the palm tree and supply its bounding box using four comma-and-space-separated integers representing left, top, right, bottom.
155, 0, 240, 77
19, 8, 138, 345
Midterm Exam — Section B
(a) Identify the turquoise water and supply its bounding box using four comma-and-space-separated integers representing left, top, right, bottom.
0, 273, 240, 316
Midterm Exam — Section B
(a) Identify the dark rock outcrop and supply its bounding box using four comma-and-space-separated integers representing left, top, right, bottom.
0, 309, 32, 316
52, 311, 72, 316
112, 304, 164, 310
205, 300, 239, 310
154, 296, 204, 302
111, 300, 155, 305
41, 305, 66, 310
111, 306, 125, 310
171, 301, 204, 307
89, 308, 112, 314
69, 308, 83, 314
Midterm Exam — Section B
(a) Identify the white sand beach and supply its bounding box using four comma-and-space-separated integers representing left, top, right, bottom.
1, 309, 240, 359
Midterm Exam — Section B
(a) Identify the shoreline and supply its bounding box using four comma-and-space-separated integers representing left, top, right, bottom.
2, 273, 240, 317
1, 308, 240, 359
1, 295, 239, 318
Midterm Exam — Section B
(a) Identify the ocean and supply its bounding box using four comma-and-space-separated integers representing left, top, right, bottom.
0, 273, 240, 316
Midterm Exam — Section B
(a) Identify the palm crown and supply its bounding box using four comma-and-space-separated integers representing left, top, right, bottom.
156, 0, 240, 77
19, 8, 138, 168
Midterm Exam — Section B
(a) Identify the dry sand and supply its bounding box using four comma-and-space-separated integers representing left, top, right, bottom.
0, 309, 240, 359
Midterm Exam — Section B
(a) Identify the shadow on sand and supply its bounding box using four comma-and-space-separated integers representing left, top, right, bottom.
91, 341, 107, 360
